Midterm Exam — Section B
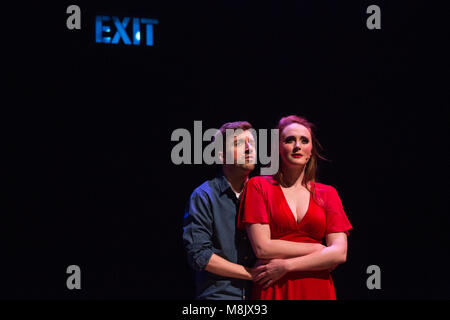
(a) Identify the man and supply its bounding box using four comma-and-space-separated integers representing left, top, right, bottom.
182, 121, 257, 300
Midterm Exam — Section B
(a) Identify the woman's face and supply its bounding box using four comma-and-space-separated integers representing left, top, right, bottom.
279, 123, 313, 168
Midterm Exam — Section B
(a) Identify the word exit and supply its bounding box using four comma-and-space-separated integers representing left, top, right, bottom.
95, 16, 159, 46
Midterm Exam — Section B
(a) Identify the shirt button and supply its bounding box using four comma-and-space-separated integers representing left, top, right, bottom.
243, 235, 247, 240
244, 256, 248, 260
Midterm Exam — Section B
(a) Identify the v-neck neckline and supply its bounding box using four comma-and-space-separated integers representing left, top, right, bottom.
278, 184, 312, 225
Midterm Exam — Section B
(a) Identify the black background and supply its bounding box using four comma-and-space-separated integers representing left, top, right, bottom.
3, 1, 449, 299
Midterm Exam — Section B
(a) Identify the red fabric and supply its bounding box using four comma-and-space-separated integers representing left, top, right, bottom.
237, 176, 353, 300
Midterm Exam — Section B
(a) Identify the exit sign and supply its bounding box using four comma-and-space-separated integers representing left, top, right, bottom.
95, 16, 159, 46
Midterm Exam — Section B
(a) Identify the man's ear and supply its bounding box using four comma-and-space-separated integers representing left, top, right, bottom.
218, 150, 224, 164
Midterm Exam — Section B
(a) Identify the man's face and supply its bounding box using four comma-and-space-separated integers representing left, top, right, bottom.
224, 130, 256, 171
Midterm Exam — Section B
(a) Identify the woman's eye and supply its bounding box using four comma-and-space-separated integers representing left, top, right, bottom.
284, 137, 295, 143
301, 138, 309, 144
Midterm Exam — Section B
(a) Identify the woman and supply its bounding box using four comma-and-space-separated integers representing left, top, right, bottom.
237, 115, 353, 300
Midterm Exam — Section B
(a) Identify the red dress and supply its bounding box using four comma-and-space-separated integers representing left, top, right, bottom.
237, 176, 353, 300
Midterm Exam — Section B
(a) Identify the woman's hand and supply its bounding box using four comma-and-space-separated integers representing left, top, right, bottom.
250, 243, 329, 288
252, 259, 289, 289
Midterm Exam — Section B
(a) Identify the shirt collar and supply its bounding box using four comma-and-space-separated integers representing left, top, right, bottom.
217, 173, 248, 197
217, 173, 232, 194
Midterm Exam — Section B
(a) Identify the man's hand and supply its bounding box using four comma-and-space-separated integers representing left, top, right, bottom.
249, 243, 330, 287
252, 259, 289, 289
247, 259, 266, 281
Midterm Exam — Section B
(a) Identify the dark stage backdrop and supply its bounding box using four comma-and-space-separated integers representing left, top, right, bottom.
3, 1, 449, 299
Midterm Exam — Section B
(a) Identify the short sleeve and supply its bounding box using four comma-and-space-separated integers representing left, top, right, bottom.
324, 186, 353, 236
237, 178, 269, 229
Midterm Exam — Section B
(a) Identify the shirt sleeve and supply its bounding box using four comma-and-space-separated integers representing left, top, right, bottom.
237, 178, 269, 229
324, 186, 353, 236
182, 189, 214, 271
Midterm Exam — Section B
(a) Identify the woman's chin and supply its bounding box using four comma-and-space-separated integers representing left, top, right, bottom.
286, 160, 306, 167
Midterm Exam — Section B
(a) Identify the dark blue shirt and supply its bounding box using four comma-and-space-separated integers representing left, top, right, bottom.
182, 174, 255, 300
